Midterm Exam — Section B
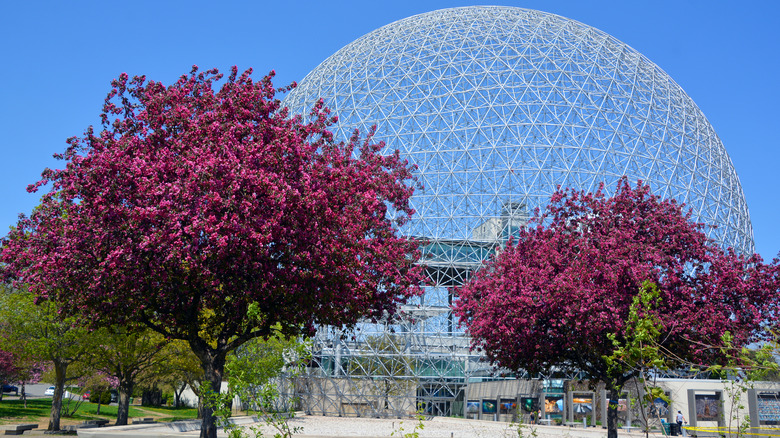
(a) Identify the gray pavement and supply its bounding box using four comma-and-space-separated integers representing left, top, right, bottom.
2, 383, 52, 398
64, 415, 672, 438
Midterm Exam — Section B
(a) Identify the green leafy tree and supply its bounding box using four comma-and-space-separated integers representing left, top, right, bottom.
702, 334, 780, 438
89, 326, 169, 425
0, 285, 95, 430
209, 304, 311, 438
604, 281, 672, 437
742, 339, 780, 381
148, 339, 203, 409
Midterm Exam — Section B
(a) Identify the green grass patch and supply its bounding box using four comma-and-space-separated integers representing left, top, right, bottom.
0, 398, 52, 424
128, 405, 199, 422
0, 398, 198, 425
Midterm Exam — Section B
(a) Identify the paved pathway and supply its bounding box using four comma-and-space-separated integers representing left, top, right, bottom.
67, 415, 671, 438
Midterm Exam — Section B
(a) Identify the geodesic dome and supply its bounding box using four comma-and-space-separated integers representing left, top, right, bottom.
282, 6, 754, 418
284, 5, 753, 255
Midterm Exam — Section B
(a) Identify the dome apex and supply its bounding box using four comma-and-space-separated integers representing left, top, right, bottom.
285, 6, 753, 254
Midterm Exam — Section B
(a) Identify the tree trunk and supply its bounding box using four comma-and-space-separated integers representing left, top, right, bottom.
49, 361, 68, 431
196, 350, 226, 438
174, 382, 186, 408
115, 378, 134, 426
384, 379, 389, 410
21, 382, 27, 408
606, 386, 620, 438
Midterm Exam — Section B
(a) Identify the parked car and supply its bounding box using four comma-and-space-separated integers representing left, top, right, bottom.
43, 386, 74, 399
2, 384, 18, 395
81, 390, 91, 400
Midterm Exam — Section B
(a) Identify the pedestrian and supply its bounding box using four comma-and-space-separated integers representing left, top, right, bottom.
676, 410, 687, 436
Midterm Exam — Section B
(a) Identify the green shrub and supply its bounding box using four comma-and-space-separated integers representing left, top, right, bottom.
90, 390, 111, 405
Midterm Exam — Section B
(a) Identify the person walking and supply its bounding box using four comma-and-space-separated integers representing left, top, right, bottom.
676, 410, 687, 436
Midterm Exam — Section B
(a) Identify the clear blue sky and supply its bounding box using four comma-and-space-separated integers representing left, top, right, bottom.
2, 1, 778, 260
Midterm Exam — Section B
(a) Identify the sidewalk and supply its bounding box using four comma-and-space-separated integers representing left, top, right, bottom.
62, 415, 672, 438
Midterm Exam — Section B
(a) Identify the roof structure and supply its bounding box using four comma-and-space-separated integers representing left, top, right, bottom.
284, 5, 752, 254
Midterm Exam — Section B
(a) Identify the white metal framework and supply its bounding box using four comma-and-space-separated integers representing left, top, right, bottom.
282, 6, 753, 418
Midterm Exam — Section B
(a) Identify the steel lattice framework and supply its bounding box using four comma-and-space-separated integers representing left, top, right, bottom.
281, 6, 754, 418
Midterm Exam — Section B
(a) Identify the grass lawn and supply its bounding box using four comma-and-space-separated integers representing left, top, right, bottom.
0, 398, 199, 426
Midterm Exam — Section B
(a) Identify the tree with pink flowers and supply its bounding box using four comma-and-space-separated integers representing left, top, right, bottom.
1, 66, 421, 438
454, 179, 779, 438
0, 348, 18, 400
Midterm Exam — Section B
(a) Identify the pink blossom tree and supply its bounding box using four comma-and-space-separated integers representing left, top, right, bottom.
1, 351, 45, 408
454, 179, 779, 438
1, 66, 421, 438
0, 348, 18, 400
